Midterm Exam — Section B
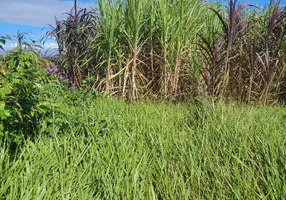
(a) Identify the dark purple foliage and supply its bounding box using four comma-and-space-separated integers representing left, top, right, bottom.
199, 0, 286, 103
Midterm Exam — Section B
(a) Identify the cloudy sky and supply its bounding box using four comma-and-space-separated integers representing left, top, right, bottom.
0, 0, 282, 51
1, 0, 94, 27
0, 0, 94, 50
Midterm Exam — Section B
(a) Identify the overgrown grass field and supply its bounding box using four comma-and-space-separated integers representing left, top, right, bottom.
1, 0, 286, 199
1, 96, 285, 199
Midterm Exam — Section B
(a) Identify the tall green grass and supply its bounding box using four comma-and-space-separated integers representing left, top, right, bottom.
0, 95, 285, 199
94, 0, 204, 101
47, 0, 286, 103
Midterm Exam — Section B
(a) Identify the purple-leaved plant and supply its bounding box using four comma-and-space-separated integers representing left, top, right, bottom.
46, 66, 75, 88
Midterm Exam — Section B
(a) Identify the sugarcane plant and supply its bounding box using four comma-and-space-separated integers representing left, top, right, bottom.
47, 0, 98, 88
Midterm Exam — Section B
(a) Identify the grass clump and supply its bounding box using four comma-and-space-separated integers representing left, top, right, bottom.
0, 96, 285, 199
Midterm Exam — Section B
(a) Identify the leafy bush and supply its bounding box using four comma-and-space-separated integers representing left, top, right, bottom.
0, 47, 48, 145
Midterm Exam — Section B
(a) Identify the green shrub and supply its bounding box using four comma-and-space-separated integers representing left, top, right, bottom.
0, 47, 48, 145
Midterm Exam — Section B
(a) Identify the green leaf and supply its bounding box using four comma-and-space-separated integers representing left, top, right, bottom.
0, 39, 5, 45
0, 101, 5, 109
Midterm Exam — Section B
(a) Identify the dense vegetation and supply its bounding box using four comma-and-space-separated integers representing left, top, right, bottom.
0, 95, 286, 199
46, 0, 286, 103
0, 0, 286, 199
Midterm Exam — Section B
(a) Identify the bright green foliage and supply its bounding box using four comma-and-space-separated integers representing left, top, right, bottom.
0, 86, 11, 137
97, 0, 125, 94
0, 96, 285, 199
0, 47, 48, 145
6, 47, 39, 71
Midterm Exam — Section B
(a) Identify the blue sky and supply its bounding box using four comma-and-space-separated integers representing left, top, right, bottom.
0, 0, 283, 51
0, 0, 95, 50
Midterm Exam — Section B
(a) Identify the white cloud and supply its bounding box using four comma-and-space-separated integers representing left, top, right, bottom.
10, 43, 19, 48
43, 42, 58, 49
0, 0, 94, 27
39, 42, 59, 56
2, 43, 19, 50
2, 41, 58, 54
